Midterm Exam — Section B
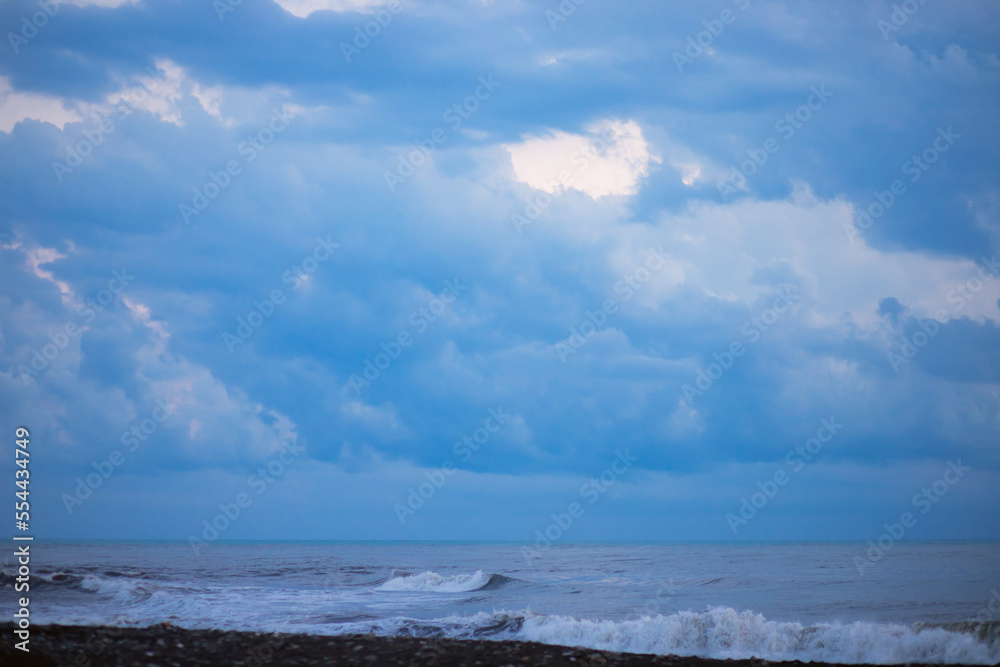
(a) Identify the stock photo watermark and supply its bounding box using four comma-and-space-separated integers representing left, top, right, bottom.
61, 397, 176, 514
853, 459, 969, 575
673, 0, 751, 73
223, 236, 339, 352
214, 0, 243, 20
716, 85, 833, 199
6, 0, 63, 54
846, 126, 960, 244
971, 586, 1000, 623
340, 0, 403, 62
393, 408, 512, 524
189, 440, 306, 555
521, 449, 638, 565
511, 124, 621, 234
726, 417, 843, 534
623, 580, 678, 622
348, 279, 465, 393
179, 107, 295, 224
242, 634, 287, 667
384, 74, 501, 191
886, 254, 997, 372
877, 0, 931, 40
682, 285, 799, 400
51, 67, 166, 182
555, 247, 670, 362
545, 0, 587, 31
17, 267, 135, 385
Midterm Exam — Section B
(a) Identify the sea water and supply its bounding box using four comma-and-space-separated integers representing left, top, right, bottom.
5, 541, 1000, 664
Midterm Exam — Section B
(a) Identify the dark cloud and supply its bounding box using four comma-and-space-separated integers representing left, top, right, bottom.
1, 0, 998, 539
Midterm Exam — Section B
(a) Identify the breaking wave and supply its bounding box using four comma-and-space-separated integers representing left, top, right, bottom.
513, 607, 1000, 665
320, 608, 1000, 664
1, 570, 86, 590
14, 566, 999, 664
375, 571, 516, 593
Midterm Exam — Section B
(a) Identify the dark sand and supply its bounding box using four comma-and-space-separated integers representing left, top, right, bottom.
0, 624, 972, 667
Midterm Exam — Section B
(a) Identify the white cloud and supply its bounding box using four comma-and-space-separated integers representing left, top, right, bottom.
2, 241, 300, 466
0, 77, 81, 133
657, 137, 730, 188
272, 0, 389, 18
4, 238, 79, 306
123, 297, 170, 342
192, 83, 235, 127
105, 59, 186, 126
676, 163, 702, 186
68, 0, 140, 6
340, 400, 411, 441
0, 60, 186, 132
610, 184, 1000, 328
0, 59, 307, 135
538, 49, 607, 67
504, 119, 659, 199
25, 246, 75, 305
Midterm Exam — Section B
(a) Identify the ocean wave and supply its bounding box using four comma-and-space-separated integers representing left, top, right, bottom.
6, 569, 159, 601
515, 607, 1000, 665
2, 566, 166, 591
318, 607, 1000, 664
915, 621, 1000, 644
27, 591, 1000, 665
22, 567, 1000, 665
1, 570, 87, 589
78, 573, 156, 600
375, 571, 515, 593
325, 611, 526, 638
300, 613, 379, 625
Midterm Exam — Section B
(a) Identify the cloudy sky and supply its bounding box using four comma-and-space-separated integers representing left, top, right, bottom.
1, 0, 998, 542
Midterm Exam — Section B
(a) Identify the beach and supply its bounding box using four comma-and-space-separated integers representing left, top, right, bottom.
0, 624, 980, 667
7, 542, 999, 665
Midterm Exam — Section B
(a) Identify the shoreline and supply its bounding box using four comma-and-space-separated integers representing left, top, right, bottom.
0, 624, 984, 667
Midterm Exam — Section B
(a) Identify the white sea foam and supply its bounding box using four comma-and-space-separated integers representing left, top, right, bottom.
516, 607, 1000, 665
284, 607, 1000, 664
28, 564, 1000, 664
80, 574, 149, 599
32, 577, 1000, 665
375, 570, 494, 593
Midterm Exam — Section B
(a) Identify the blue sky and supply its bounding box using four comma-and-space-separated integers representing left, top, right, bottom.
1, 0, 998, 542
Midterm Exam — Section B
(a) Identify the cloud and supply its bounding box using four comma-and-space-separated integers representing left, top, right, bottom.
1, 60, 191, 133
191, 83, 232, 126
105, 59, 187, 127
0, 0, 998, 540
640, 184, 1000, 328
504, 119, 659, 198
0, 239, 300, 470
0, 77, 81, 132
272, 0, 391, 18
68, 0, 140, 6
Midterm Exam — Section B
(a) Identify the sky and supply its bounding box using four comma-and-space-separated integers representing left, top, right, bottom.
1, 0, 999, 543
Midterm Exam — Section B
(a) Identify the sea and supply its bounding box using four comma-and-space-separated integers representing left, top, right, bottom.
6, 541, 1000, 664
